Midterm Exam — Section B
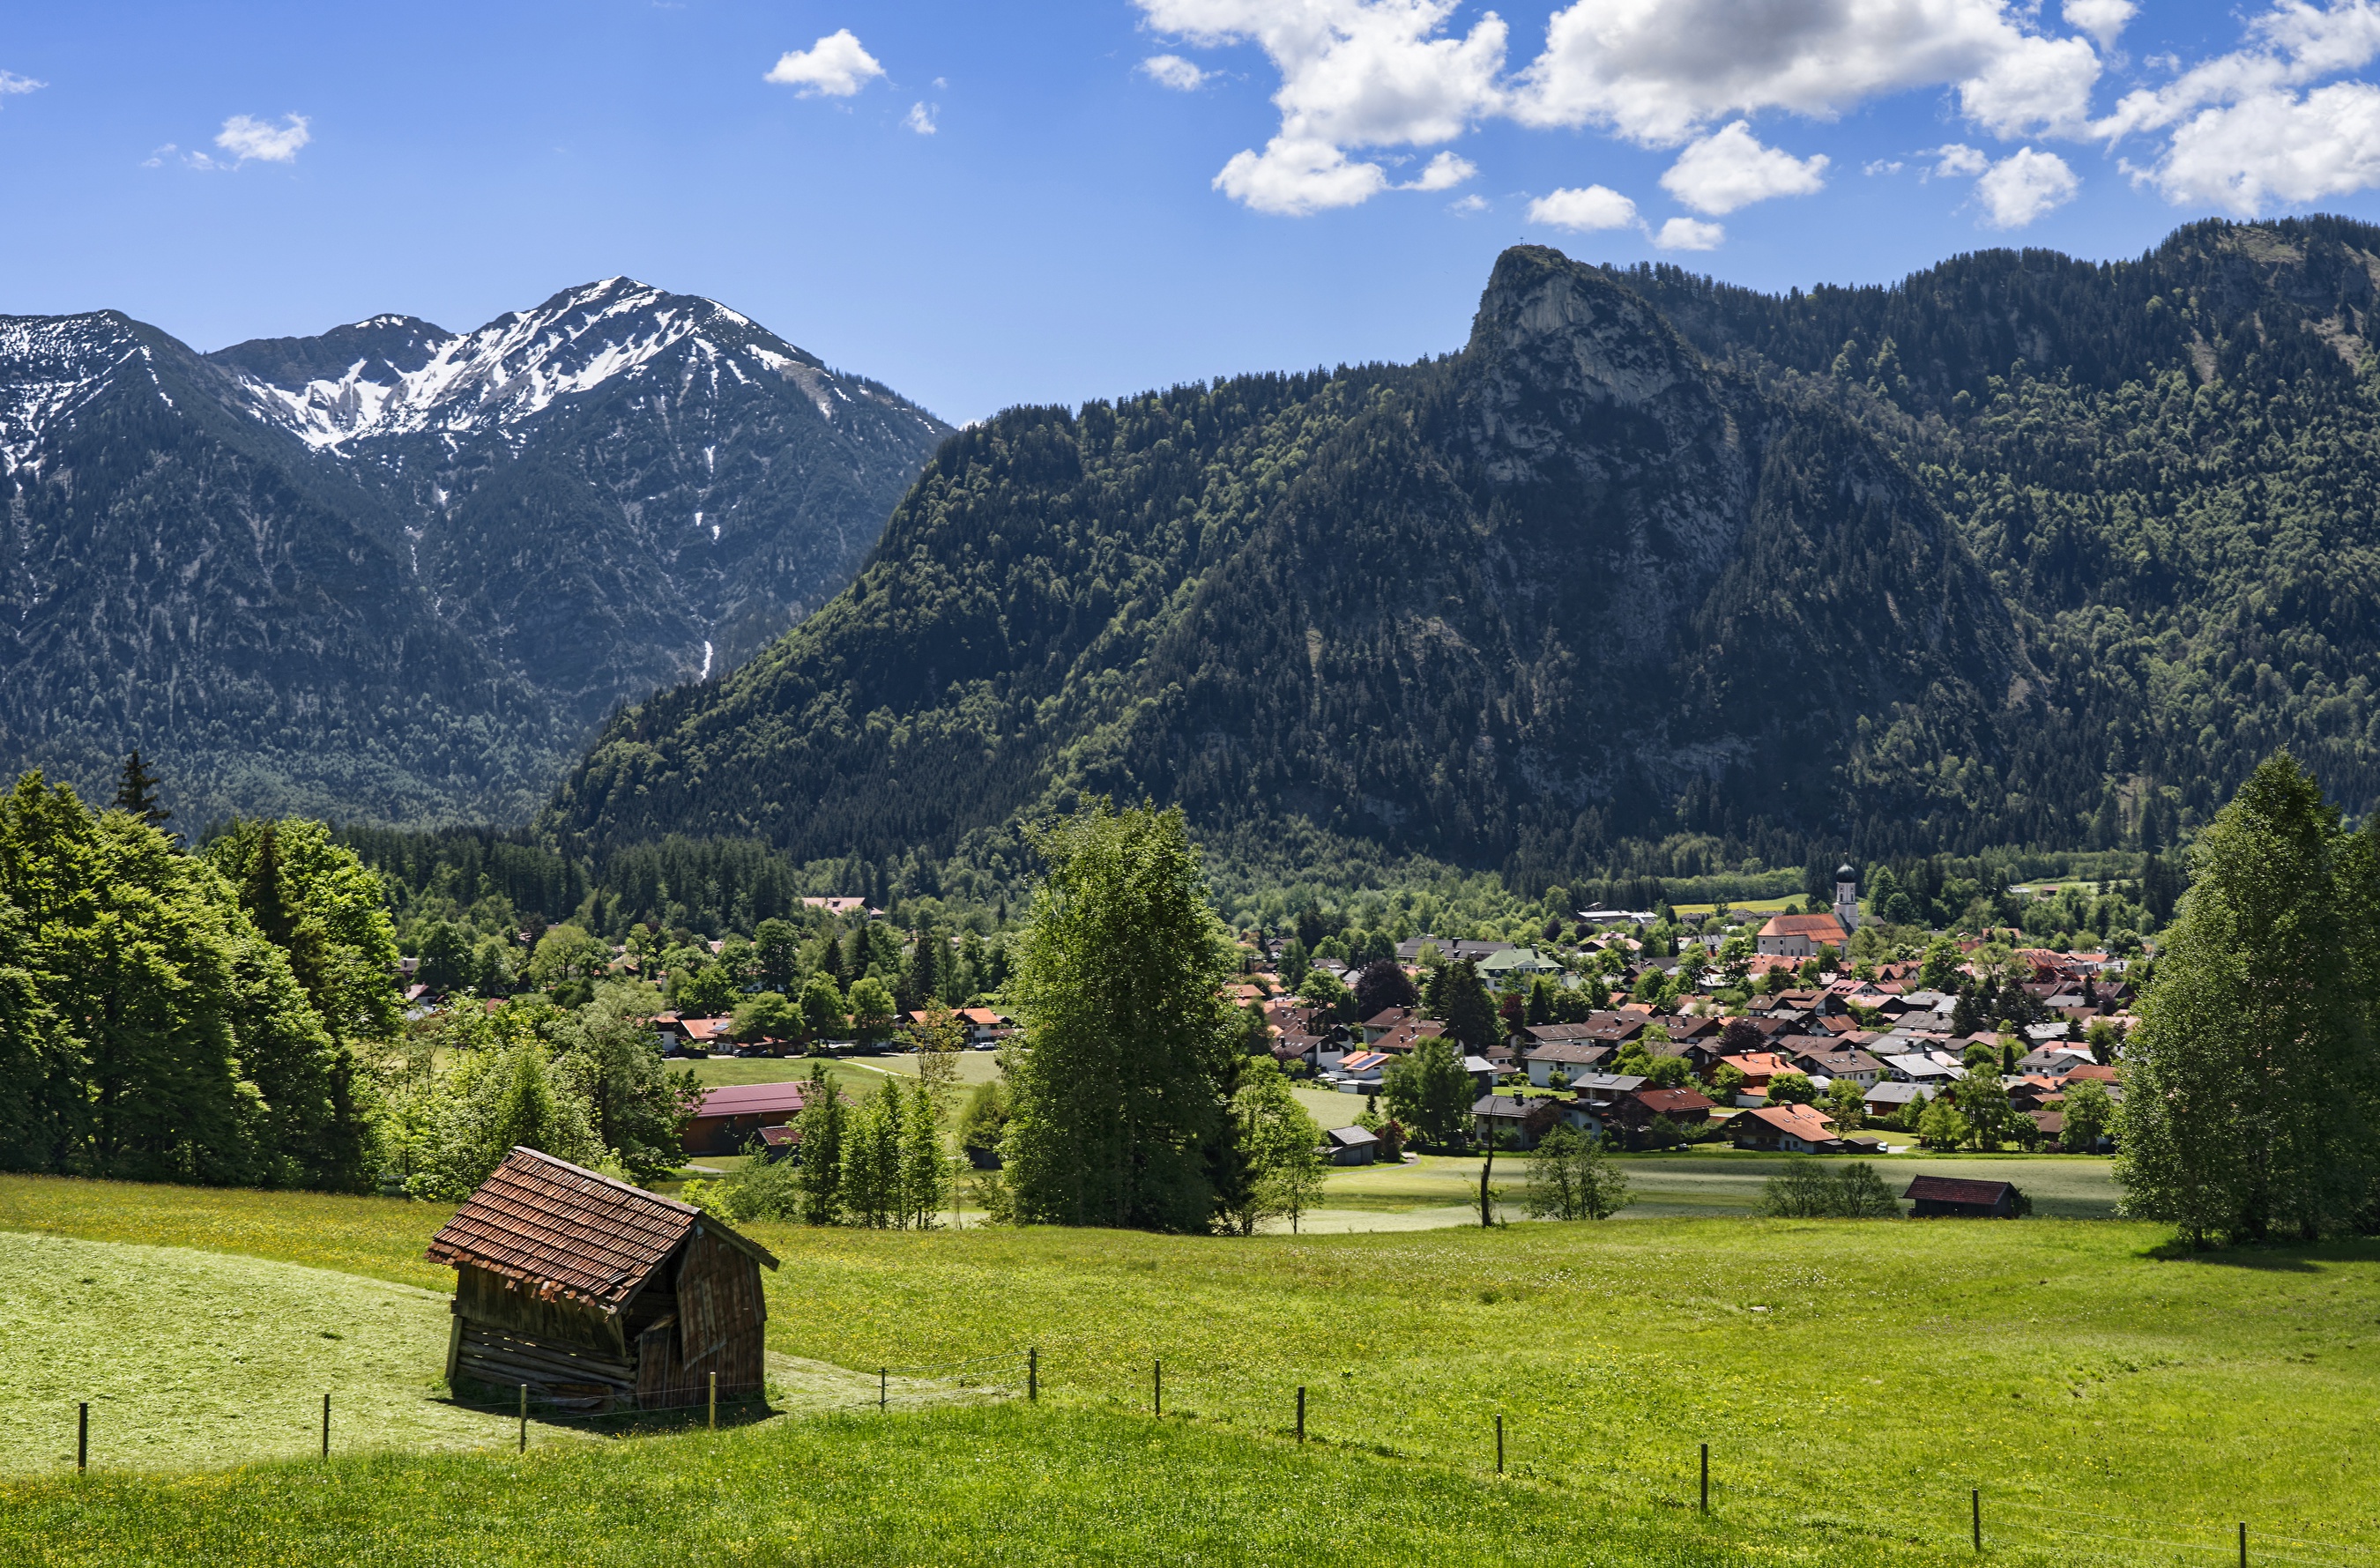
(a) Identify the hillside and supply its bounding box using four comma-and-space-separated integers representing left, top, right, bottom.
6, 1172, 2379, 1566
551, 220, 2380, 883
0, 283, 948, 826
1613, 214, 2380, 849
550, 246, 2024, 884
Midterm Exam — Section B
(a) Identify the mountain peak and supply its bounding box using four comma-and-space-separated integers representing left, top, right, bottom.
214, 277, 848, 450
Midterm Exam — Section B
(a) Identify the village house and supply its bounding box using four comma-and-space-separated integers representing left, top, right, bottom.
1602, 1085, 1716, 1145
1323, 1126, 1380, 1166
1880, 1052, 1967, 1088
900, 1007, 1015, 1048
1755, 913, 1850, 959
1325, 1051, 1391, 1093
1570, 1072, 1648, 1109
1788, 1045, 1885, 1087
1863, 1080, 1933, 1119
1523, 1040, 1612, 1087
1472, 1094, 1560, 1150
1722, 1102, 1841, 1153
1359, 1007, 1447, 1053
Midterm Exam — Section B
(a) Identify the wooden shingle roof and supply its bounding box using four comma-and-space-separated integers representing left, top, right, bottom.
426, 1147, 775, 1311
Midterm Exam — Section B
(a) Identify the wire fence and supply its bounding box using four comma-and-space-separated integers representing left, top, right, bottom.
40, 1343, 2380, 1568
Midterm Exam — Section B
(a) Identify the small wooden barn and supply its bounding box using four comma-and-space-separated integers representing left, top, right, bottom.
1903, 1174, 2020, 1218
428, 1147, 777, 1409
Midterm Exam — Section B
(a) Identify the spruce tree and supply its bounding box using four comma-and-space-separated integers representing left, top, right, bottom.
839, 1079, 904, 1228
792, 1063, 846, 1224
1435, 960, 1500, 1051
898, 1077, 949, 1227
110, 751, 171, 833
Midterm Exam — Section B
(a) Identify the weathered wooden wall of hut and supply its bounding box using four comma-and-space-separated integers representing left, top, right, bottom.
634, 1227, 768, 1407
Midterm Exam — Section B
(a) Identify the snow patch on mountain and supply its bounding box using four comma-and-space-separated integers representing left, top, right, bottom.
0, 315, 147, 477
230, 277, 865, 453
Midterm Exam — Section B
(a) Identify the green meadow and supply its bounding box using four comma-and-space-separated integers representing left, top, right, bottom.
4, 1172, 2377, 1564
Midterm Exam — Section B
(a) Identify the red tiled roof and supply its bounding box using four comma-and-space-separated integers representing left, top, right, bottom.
426, 1147, 776, 1311
1633, 1087, 1714, 1114
1758, 914, 1849, 940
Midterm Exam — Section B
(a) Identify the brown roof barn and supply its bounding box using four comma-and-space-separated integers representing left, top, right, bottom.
683, 1081, 817, 1156
1902, 1175, 2021, 1218
428, 1147, 778, 1410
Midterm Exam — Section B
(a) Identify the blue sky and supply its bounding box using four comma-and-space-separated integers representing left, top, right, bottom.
6, 1, 2380, 424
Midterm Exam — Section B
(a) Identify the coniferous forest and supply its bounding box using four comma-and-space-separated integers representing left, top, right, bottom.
547, 220, 2380, 897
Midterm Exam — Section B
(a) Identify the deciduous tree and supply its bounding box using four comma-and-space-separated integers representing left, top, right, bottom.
1001, 801, 1237, 1232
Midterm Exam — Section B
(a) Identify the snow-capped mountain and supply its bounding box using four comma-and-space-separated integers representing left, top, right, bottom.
226, 279, 934, 454
0, 312, 172, 476
0, 282, 951, 827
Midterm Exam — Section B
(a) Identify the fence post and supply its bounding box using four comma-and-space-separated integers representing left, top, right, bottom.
1700, 1442, 1709, 1512
1154, 1359, 1162, 1418
1028, 1347, 1038, 1402
880, 1368, 888, 1413
2240, 1523, 2248, 1568
322, 1393, 331, 1460
77, 1402, 87, 1473
709, 1371, 717, 1431
518, 1385, 528, 1453
1296, 1386, 1305, 1444
1972, 1489, 1982, 1552
1496, 1414, 1505, 1475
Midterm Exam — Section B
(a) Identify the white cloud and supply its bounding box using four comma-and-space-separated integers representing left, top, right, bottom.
1655, 216, 1725, 249
1141, 0, 1507, 212
0, 69, 44, 100
1528, 183, 1640, 230
1863, 158, 1905, 175
1449, 191, 1490, 212
1957, 32, 2101, 135
215, 114, 310, 163
1144, 0, 2380, 222
2063, 0, 2136, 52
905, 100, 937, 134
763, 29, 886, 97
1930, 142, 1990, 175
1513, 0, 2100, 146
1403, 149, 1476, 188
1658, 120, 1828, 213
1975, 145, 2079, 224
2148, 78, 2380, 212
1142, 54, 1212, 90
1215, 136, 1391, 213
2092, 2, 2380, 214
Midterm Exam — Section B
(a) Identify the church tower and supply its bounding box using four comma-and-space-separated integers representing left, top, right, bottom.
1833, 863, 1860, 933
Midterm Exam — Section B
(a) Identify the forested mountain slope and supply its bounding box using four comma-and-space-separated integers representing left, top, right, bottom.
548, 246, 2030, 885
0, 283, 948, 825
1613, 215, 2380, 844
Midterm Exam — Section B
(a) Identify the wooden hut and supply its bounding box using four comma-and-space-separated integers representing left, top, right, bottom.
428, 1147, 778, 1409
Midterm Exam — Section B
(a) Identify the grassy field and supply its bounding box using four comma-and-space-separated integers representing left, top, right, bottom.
7, 1173, 2380, 1564
1294, 1150, 2123, 1228
0, 1232, 512, 1474
0, 1175, 456, 1290
0, 1402, 2018, 1568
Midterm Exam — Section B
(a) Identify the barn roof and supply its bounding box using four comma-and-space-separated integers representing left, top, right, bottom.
426, 1147, 777, 1312
692, 1081, 813, 1120
1903, 1175, 2013, 1207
